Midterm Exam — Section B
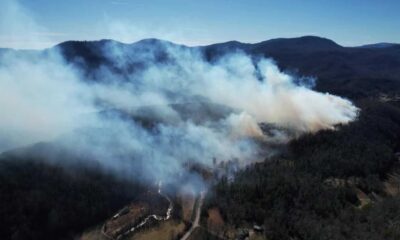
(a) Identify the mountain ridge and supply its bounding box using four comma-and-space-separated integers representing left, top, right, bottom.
2, 36, 400, 99
2, 35, 400, 51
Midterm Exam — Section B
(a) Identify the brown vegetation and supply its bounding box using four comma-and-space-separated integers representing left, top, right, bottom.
207, 208, 225, 235
103, 203, 150, 239
128, 220, 186, 240
179, 191, 196, 222
384, 171, 400, 196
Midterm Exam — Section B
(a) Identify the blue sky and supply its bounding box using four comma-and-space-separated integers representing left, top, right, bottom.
1, 0, 400, 49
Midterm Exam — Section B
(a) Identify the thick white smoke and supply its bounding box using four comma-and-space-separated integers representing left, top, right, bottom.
0, 43, 359, 180
0, 0, 359, 182
0, 51, 94, 151
0, 0, 57, 49
132, 47, 358, 134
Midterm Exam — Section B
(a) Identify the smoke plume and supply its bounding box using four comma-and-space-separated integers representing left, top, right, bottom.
0, 0, 359, 183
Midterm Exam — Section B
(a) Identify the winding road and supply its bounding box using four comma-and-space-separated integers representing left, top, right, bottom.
101, 181, 173, 240
101, 184, 207, 240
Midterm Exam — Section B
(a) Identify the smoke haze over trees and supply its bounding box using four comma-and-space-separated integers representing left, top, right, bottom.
1, 1, 400, 239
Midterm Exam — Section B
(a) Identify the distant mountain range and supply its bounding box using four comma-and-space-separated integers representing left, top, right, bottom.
1, 36, 400, 240
2, 36, 400, 99
358, 42, 399, 49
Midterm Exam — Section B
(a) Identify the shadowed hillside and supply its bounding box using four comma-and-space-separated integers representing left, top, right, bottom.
1, 36, 400, 240
51, 36, 400, 99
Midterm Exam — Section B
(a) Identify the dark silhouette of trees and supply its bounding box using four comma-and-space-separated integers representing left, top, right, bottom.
0, 156, 144, 240
206, 99, 400, 240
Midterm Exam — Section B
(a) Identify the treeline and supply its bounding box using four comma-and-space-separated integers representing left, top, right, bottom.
0, 154, 144, 240
206, 99, 400, 240
291, 99, 400, 179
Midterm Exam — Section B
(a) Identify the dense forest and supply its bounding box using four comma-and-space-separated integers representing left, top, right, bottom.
1, 37, 400, 239
0, 153, 144, 240
205, 99, 400, 240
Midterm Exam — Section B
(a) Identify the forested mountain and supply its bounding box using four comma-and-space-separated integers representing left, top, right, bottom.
0, 145, 144, 240
205, 99, 400, 240
1, 36, 400, 240
53, 36, 400, 98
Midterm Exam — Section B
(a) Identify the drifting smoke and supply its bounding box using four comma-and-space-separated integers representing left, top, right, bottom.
0, 0, 57, 49
0, 0, 359, 183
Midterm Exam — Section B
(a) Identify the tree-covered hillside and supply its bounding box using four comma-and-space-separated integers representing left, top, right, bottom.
205, 99, 400, 240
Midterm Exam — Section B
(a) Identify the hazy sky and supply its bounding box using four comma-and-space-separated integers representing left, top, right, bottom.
1, 0, 400, 49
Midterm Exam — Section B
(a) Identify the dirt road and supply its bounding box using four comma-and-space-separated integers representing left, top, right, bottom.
180, 191, 206, 240
101, 182, 173, 240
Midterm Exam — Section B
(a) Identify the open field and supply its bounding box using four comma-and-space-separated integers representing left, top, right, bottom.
187, 228, 220, 240
178, 190, 196, 222
249, 233, 266, 240
384, 171, 400, 196
80, 226, 107, 240
129, 220, 186, 240
206, 208, 225, 235
103, 202, 150, 238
